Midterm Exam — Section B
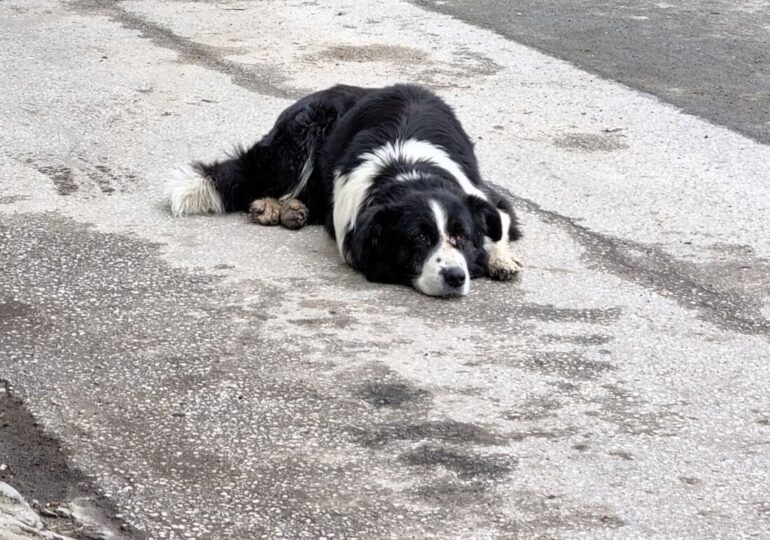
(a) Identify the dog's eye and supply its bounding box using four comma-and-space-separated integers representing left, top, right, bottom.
449, 233, 466, 247
417, 232, 430, 245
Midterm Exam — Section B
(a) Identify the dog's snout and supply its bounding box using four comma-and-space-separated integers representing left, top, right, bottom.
441, 266, 467, 288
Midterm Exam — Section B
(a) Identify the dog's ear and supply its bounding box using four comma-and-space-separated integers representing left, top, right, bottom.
350, 204, 398, 267
465, 195, 502, 242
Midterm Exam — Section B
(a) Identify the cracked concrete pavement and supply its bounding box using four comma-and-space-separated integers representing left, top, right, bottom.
1, 0, 769, 538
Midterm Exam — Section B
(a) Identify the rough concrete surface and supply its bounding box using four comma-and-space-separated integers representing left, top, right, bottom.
0, 381, 126, 539
0, 481, 46, 540
414, 0, 770, 145
1, 0, 769, 539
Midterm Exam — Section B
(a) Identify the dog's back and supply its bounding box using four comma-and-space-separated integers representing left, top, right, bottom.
320, 84, 481, 192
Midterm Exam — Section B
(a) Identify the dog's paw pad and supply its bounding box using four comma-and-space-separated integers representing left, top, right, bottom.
279, 198, 309, 230
249, 198, 281, 226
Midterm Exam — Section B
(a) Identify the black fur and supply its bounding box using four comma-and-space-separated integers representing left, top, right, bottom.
183, 83, 521, 295
195, 84, 371, 220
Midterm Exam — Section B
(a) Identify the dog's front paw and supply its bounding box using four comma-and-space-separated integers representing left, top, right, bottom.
487, 245, 522, 281
249, 198, 281, 225
279, 198, 309, 230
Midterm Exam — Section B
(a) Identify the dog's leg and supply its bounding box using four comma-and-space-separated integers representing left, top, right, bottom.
169, 100, 344, 218
485, 208, 522, 280
279, 198, 309, 230
249, 198, 282, 225
486, 240, 522, 280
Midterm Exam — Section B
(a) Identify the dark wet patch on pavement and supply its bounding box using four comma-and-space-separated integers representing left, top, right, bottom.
586, 383, 685, 436
0, 381, 136, 539
34, 164, 78, 195
351, 420, 507, 448
358, 382, 429, 408
3, 211, 549, 537
554, 132, 629, 152
509, 427, 577, 442
525, 351, 615, 380
0, 298, 33, 321
499, 490, 627, 535
499, 187, 770, 337
514, 304, 623, 324
0, 195, 30, 204
542, 333, 613, 346
399, 444, 515, 479
24, 155, 140, 197
310, 44, 428, 64
504, 395, 563, 422
608, 450, 635, 461
412, 477, 491, 504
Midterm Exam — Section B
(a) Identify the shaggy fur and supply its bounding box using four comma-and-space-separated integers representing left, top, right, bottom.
167, 84, 522, 296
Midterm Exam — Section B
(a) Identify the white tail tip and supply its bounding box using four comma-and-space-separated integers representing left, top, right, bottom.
166, 165, 225, 217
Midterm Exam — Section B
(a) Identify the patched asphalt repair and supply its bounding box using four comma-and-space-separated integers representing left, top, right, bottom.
1, 0, 769, 538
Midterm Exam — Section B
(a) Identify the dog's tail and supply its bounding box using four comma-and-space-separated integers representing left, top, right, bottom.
166, 98, 347, 217
166, 162, 224, 217
166, 145, 271, 217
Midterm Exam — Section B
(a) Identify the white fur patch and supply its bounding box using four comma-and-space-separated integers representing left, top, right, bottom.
395, 170, 424, 183
485, 209, 522, 275
282, 149, 314, 201
395, 139, 487, 199
414, 200, 470, 296
166, 165, 224, 217
333, 161, 381, 260
333, 138, 486, 259
498, 209, 511, 244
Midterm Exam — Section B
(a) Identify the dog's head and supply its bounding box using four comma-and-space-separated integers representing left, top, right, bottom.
350, 193, 503, 297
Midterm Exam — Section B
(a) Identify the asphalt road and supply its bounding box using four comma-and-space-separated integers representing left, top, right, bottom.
414, 0, 770, 144
1, 0, 769, 539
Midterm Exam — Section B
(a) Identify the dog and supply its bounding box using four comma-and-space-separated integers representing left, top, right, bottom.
167, 84, 522, 297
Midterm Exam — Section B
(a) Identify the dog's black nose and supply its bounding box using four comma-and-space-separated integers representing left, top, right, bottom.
441, 266, 466, 288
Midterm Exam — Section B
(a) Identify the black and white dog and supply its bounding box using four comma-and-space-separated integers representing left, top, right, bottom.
167, 84, 522, 297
